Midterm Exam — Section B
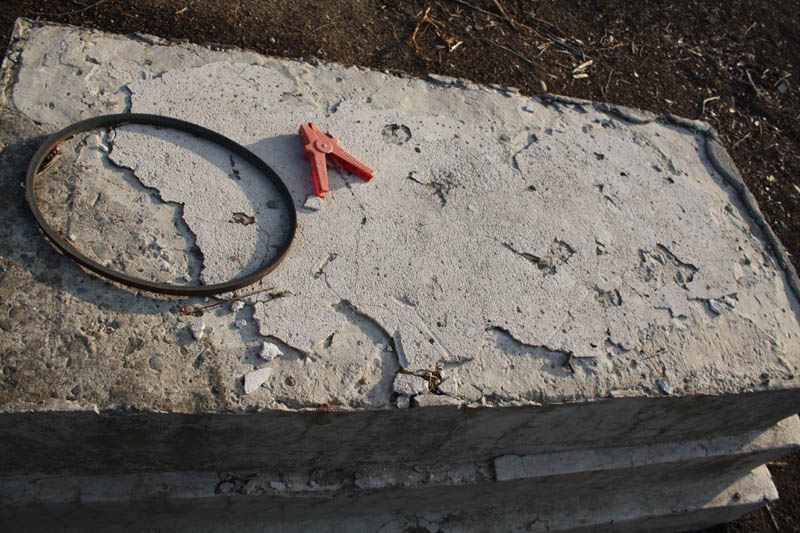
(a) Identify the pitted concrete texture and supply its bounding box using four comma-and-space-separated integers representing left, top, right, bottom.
1, 18, 800, 417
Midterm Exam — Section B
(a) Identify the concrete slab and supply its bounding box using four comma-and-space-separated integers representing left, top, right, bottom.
1, 21, 799, 531
3, 466, 775, 532
3, 18, 799, 413
2, 416, 796, 532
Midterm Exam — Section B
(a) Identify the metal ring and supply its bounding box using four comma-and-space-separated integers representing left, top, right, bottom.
25, 113, 297, 297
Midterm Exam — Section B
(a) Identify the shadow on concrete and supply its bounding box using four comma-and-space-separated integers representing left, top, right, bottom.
109, 124, 293, 282
0, 108, 284, 315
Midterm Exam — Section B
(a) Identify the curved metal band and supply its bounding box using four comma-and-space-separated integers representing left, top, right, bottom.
25, 113, 297, 297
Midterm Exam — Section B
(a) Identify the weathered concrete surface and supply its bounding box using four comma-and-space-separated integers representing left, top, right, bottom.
2, 416, 796, 532
2, 17, 800, 532
1, 18, 800, 517
2, 19, 800, 415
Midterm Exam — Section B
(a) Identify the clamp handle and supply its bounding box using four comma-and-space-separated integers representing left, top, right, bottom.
299, 123, 375, 198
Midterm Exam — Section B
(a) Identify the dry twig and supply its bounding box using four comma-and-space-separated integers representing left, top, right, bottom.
481, 38, 551, 77
491, 0, 518, 30
454, 0, 532, 31
701, 96, 719, 115
410, 6, 433, 50
179, 286, 282, 315
732, 132, 751, 149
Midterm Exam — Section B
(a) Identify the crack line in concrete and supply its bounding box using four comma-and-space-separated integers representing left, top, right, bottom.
104, 127, 207, 281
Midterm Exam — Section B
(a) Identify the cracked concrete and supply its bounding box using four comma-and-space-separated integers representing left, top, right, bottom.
1, 23, 800, 513
1, 19, 800, 415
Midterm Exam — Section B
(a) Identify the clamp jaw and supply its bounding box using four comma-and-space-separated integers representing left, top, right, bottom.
299, 122, 375, 198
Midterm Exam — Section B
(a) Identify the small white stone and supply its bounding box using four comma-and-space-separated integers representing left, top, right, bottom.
259, 342, 282, 361
722, 295, 737, 309
438, 378, 457, 396
189, 322, 204, 341
231, 300, 245, 313
393, 373, 428, 396
656, 378, 673, 395
269, 481, 287, 491
708, 299, 725, 315
243, 367, 272, 394
396, 395, 410, 408
304, 195, 322, 211
235, 318, 247, 328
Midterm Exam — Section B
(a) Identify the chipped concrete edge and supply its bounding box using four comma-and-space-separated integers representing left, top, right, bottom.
0, 17, 29, 106
539, 93, 800, 306
702, 134, 800, 301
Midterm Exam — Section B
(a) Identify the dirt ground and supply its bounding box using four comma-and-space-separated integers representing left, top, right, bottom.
1, 1, 799, 530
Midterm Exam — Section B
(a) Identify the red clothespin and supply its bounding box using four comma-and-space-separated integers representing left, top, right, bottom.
299, 123, 375, 198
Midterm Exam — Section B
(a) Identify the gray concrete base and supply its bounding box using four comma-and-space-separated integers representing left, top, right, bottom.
2, 416, 796, 532
0, 468, 777, 532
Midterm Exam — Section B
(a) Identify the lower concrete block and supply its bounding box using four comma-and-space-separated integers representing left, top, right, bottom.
1, 416, 796, 531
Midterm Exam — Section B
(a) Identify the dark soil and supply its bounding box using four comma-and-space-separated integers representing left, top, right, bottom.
1, 1, 798, 530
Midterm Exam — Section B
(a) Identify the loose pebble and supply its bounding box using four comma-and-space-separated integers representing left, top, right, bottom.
244, 367, 272, 394
657, 378, 673, 395
304, 195, 322, 211
189, 322, 205, 341
708, 299, 725, 315
259, 342, 282, 361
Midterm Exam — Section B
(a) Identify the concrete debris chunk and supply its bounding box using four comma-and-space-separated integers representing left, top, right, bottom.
189, 322, 205, 341
269, 480, 287, 491
657, 378, 674, 395
235, 318, 247, 328
243, 367, 272, 394
708, 299, 726, 315
723, 295, 737, 309
393, 373, 428, 396
231, 300, 245, 313
259, 342, 282, 361
304, 195, 322, 211
396, 395, 410, 408
437, 378, 457, 396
